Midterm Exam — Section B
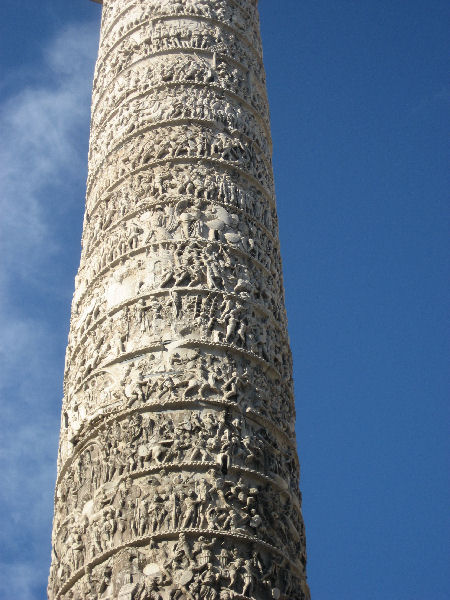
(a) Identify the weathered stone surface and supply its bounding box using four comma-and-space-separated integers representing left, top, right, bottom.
48, 1, 309, 599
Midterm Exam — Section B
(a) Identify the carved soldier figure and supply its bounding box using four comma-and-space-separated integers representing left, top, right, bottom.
71, 529, 84, 571
198, 562, 220, 599
193, 536, 216, 567
180, 490, 201, 528
170, 533, 192, 568
241, 559, 256, 597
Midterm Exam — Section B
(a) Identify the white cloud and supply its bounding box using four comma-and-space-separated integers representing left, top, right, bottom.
0, 20, 99, 599
0, 21, 98, 278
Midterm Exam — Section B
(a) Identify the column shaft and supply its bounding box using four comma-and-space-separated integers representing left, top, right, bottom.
49, 2, 309, 599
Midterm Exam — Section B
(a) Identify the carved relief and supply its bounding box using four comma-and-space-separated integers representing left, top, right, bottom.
90, 51, 270, 136
89, 86, 271, 167
100, 0, 263, 59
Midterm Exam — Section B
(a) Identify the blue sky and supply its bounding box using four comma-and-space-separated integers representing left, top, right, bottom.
0, 1, 448, 599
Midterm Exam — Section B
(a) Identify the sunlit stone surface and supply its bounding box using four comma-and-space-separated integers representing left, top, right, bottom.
48, 2, 309, 598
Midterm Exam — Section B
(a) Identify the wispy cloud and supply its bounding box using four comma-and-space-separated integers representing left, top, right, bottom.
0, 21, 99, 598
0, 21, 98, 278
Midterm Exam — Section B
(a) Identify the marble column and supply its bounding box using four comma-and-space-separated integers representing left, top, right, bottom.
48, 1, 309, 599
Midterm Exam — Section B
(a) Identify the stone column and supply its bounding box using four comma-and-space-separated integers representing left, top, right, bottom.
48, 1, 309, 599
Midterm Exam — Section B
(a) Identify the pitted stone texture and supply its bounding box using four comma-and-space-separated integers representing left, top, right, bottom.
48, 1, 309, 599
